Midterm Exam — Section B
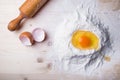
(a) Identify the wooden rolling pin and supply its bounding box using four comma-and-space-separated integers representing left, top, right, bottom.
8, 0, 48, 31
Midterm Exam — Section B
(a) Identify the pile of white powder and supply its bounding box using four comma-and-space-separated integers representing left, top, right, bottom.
48, 3, 113, 74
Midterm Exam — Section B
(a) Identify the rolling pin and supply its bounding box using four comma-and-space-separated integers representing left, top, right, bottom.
8, 0, 48, 31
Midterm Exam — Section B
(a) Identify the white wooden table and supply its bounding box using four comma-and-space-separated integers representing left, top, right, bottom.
0, 0, 120, 80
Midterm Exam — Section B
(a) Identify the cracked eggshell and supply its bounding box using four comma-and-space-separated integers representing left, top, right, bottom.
32, 28, 46, 42
19, 32, 34, 46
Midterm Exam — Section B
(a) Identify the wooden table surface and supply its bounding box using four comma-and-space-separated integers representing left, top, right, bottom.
0, 0, 120, 80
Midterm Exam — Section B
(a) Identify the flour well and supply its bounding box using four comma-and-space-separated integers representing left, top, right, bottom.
48, 6, 113, 74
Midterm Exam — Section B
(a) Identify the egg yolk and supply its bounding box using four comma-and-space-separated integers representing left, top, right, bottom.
71, 30, 99, 50
79, 36, 91, 48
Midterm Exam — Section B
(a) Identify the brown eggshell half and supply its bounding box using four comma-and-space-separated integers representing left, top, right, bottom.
19, 32, 34, 46
32, 28, 46, 42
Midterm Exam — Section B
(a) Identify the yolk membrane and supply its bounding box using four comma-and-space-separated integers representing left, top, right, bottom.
79, 36, 91, 48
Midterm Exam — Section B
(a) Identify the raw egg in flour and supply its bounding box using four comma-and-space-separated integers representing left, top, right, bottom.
71, 30, 99, 50
51, 6, 112, 72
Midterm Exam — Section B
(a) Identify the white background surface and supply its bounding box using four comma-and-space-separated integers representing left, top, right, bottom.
0, 0, 120, 80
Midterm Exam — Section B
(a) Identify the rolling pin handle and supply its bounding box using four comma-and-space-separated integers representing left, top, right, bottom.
8, 13, 24, 31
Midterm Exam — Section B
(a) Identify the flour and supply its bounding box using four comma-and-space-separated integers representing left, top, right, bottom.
48, 6, 113, 74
